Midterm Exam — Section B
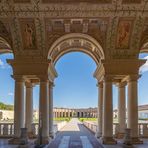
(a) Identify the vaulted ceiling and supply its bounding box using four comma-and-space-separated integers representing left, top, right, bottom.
0, 0, 148, 60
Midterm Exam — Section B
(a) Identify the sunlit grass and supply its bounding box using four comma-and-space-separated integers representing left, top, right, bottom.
78, 118, 97, 122
54, 117, 71, 122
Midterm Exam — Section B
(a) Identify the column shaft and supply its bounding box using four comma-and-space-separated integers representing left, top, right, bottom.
118, 83, 126, 137
102, 77, 116, 144
49, 83, 54, 138
38, 79, 49, 144
25, 82, 33, 136
96, 82, 103, 138
14, 78, 25, 137
127, 76, 142, 143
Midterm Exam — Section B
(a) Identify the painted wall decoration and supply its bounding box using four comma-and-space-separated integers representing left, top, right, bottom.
20, 19, 36, 50
116, 20, 133, 49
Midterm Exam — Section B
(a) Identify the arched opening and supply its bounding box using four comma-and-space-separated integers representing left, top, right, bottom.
48, 33, 104, 123
53, 51, 98, 124
138, 49, 148, 120
0, 53, 14, 122
0, 36, 14, 122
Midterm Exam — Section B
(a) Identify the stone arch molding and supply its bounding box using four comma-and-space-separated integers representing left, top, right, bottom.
48, 33, 105, 65
0, 37, 12, 54
140, 42, 148, 53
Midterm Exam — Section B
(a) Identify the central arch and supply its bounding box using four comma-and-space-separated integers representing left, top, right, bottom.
48, 33, 105, 65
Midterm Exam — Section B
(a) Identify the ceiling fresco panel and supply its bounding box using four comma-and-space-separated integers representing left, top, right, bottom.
116, 19, 134, 49
19, 19, 37, 50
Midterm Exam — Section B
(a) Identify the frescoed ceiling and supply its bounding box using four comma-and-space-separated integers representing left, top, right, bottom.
0, 0, 148, 58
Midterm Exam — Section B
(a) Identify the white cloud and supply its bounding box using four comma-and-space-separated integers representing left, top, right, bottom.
140, 56, 148, 73
8, 92, 14, 96
0, 59, 11, 69
0, 59, 4, 66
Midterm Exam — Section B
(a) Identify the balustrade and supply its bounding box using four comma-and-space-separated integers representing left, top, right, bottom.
83, 121, 148, 138
0, 121, 67, 138
1, 122, 148, 138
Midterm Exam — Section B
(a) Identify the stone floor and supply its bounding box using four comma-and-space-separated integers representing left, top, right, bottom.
48, 118, 103, 148
1, 118, 148, 148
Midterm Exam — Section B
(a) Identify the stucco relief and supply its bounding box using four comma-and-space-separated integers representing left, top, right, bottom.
19, 19, 36, 50
116, 19, 133, 49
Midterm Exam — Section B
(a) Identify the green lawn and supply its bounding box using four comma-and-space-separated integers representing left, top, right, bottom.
78, 118, 97, 122
54, 117, 71, 122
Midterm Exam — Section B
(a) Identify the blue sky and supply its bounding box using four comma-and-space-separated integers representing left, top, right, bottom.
0, 52, 148, 109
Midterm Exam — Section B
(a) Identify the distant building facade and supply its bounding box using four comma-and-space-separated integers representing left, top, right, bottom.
1, 105, 148, 121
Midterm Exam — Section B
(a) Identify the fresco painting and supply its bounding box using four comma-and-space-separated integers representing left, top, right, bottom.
20, 19, 36, 49
116, 20, 133, 49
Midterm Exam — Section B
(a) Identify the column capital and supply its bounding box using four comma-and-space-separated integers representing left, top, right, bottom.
25, 82, 33, 88
103, 75, 113, 82
126, 75, 140, 82
117, 81, 127, 88
49, 81, 55, 87
97, 81, 103, 88
38, 75, 49, 82
12, 75, 24, 82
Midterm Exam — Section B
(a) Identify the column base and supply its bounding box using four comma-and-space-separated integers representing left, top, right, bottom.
8, 137, 28, 145
116, 132, 125, 139
131, 137, 143, 144
27, 131, 35, 139
35, 136, 51, 145
101, 136, 117, 145
95, 132, 102, 138
49, 132, 55, 139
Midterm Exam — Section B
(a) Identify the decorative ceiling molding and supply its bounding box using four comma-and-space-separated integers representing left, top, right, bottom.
0, 1, 148, 18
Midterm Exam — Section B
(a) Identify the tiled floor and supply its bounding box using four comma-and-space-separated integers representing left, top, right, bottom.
1, 119, 148, 148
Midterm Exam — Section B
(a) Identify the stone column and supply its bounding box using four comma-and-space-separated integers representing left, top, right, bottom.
9, 76, 25, 144
61, 110, 63, 117
25, 82, 33, 138
49, 82, 54, 138
96, 82, 103, 138
102, 76, 116, 144
68, 110, 70, 117
127, 75, 142, 144
37, 78, 50, 144
117, 82, 126, 138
